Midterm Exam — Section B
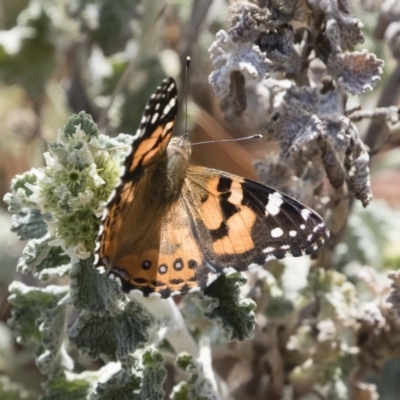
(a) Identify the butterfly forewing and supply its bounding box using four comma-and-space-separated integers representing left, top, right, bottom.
122, 78, 178, 181
183, 166, 329, 272
94, 78, 178, 272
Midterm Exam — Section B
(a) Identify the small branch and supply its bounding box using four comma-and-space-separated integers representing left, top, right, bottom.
348, 106, 399, 122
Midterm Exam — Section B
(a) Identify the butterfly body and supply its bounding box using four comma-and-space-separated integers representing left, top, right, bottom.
94, 78, 329, 298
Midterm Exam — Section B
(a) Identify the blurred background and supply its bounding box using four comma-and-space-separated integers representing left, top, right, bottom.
1, 0, 400, 399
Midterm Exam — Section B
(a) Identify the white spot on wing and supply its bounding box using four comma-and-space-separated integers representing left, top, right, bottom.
289, 230, 297, 237
101, 207, 109, 221
263, 246, 275, 254
164, 121, 174, 132
265, 254, 277, 262
301, 208, 311, 221
313, 224, 323, 232
271, 227, 284, 238
132, 129, 141, 140
163, 98, 176, 116
151, 113, 159, 124
300, 224, 306, 230
266, 193, 283, 216
149, 292, 162, 298
107, 189, 117, 203
94, 254, 99, 264
175, 261, 183, 269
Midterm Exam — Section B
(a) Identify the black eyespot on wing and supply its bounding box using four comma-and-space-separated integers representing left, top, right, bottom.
142, 260, 152, 270
158, 264, 168, 274
173, 258, 184, 271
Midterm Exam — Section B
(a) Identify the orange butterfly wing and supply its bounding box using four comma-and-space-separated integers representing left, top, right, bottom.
94, 78, 178, 275
182, 166, 329, 273
106, 198, 210, 297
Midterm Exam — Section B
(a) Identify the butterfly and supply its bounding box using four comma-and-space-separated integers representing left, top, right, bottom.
94, 77, 329, 298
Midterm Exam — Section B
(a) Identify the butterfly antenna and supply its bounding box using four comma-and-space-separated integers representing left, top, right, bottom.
192, 134, 263, 146
181, 56, 191, 145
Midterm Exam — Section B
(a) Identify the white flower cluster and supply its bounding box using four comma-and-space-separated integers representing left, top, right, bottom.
4, 112, 130, 261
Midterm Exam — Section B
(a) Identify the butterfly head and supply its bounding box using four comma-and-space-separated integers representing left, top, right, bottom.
167, 135, 192, 161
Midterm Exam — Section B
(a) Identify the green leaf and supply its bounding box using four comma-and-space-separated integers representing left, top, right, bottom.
141, 349, 166, 400
10, 208, 47, 241
16, 233, 69, 279
41, 375, 91, 400
63, 111, 100, 139
3, 171, 38, 213
199, 273, 256, 342
68, 301, 151, 361
36, 301, 72, 377
91, 370, 141, 400
8, 282, 69, 349
69, 259, 126, 315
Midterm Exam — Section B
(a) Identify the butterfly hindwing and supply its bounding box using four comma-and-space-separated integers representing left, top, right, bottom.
109, 198, 212, 298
